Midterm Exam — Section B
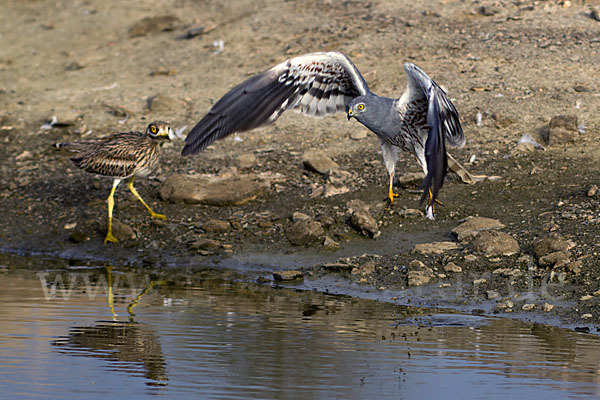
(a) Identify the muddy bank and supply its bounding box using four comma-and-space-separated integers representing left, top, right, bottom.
0, 0, 599, 331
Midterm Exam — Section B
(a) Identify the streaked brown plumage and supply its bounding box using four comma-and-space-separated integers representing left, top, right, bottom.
55, 121, 173, 244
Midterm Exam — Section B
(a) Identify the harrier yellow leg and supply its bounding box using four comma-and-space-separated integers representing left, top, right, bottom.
128, 176, 166, 220
104, 179, 121, 244
387, 173, 399, 205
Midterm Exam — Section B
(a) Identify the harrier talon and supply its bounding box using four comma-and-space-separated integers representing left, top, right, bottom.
54, 121, 173, 244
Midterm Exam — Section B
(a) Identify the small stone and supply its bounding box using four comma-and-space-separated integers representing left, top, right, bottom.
580, 295, 593, 301
567, 260, 582, 274
409, 259, 426, 269
286, 220, 324, 246
302, 149, 339, 174
320, 262, 354, 272
350, 130, 368, 140
319, 215, 335, 228
412, 241, 460, 255
473, 278, 487, 285
543, 303, 554, 312
492, 268, 522, 277
581, 313, 593, 320
65, 61, 84, 71
351, 260, 375, 276
111, 218, 136, 241
486, 290, 499, 300
129, 15, 180, 37
397, 172, 425, 186
203, 219, 230, 233
347, 199, 380, 238
464, 254, 478, 262
591, 8, 600, 21
160, 173, 268, 205
538, 251, 570, 268
533, 235, 576, 258
69, 230, 90, 243
236, 153, 257, 169
478, 5, 498, 16
190, 238, 221, 250
587, 184, 598, 197
548, 115, 578, 146
407, 269, 433, 286
323, 235, 340, 251
292, 212, 311, 222
594, 289, 600, 297
522, 303, 536, 311
272, 270, 304, 281
472, 231, 520, 256
444, 262, 462, 273
150, 67, 177, 77
452, 216, 505, 242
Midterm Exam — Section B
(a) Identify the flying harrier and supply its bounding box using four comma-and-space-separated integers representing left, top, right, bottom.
181, 52, 465, 219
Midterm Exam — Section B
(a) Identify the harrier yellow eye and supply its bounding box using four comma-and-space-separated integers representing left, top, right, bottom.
357, 104, 364, 110
150, 125, 157, 134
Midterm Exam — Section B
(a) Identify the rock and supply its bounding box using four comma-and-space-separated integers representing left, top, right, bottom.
486, 290, 499, 300
236, 153, 256, 169
302, 149, 339, 174
347, 199, 380, 238
350, 130, 368, 140
567, 260, 582, 274
398, 208, 424, 218
543, 303, 554, 312
522, 304, 535, 311
590, 8, 600, 21
128, 15, 180, 37
323, 235, 340, 251
319, 215, 335, 228
149, 67, 177, 77
292, 212, 311, 222
412, 241, 460, 255
351, 260, 375, 276
407, 269, 434, 286
593, 289, 600, 297
320, 262, 354, 272
532, 235, 576, 258
472, 231, 519, 256
409, 259, 426, 269
538, 251, 570, 268
147, 94, 187, 112
111, 218, 136, 241
190, 238, 221, 250
581, 314, 593, 320
272, 270, 304, 281
494, 299, 514, 312
587, 184, 598, 197
444, 262, 462, 273
580, 295, 593, 301
202, 219, 230, 233
451, 216, 505, 242
160, 173, 268, 205
473, 278, 487, 285
548, 115, 578, 146
478, 5, 498, 16
68, 230, 90, 243
492, 268, 522, 277
286, 220, 324, 246
397, 172, 425, 186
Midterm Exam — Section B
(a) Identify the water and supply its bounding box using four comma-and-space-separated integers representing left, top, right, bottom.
0, 257, 599, 399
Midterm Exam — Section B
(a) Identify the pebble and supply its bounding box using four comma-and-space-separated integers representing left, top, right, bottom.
323, 235, 340, 251
302, 149, 339, 174
347, 199, 380, 238
111, 218, 136, 241
548, 114, 578, 146
473, 278, 487, 285
581, 314, 593, 320
472, 231, 520, 257
451, 216, 505, 242
190, 238, 221, 250
538, 251, 570, 268
236, 153, 257, 169
532, 235, 576, 258
407, 269, 433, 286
202, 219, 230, 233
486, 290, 499, 300
350, 130, 368, 140
594, 289, 600, 297
292, 212, 311, 222
128, 15, 180, 37
285, 219, 324, 246
580, 295, 593, 301
444, 262, 462, 273
543, 303, 554, 312
412, 241, 460, 255
587, 184, 598, 197
492, 268, 522, 277
522, 304, 536, 311
160, 173, 269, 206
272, 270, 304, 282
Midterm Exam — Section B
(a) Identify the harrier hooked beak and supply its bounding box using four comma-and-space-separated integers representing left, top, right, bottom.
347, 109, 355, 120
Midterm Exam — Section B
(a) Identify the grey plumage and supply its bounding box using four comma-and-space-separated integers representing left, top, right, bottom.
182, 52, 464, 217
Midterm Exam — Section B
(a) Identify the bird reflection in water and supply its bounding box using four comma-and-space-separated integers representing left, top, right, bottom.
52, 267, 167, 387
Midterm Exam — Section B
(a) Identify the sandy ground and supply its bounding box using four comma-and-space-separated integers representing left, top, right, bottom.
0, 0, 599, 330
